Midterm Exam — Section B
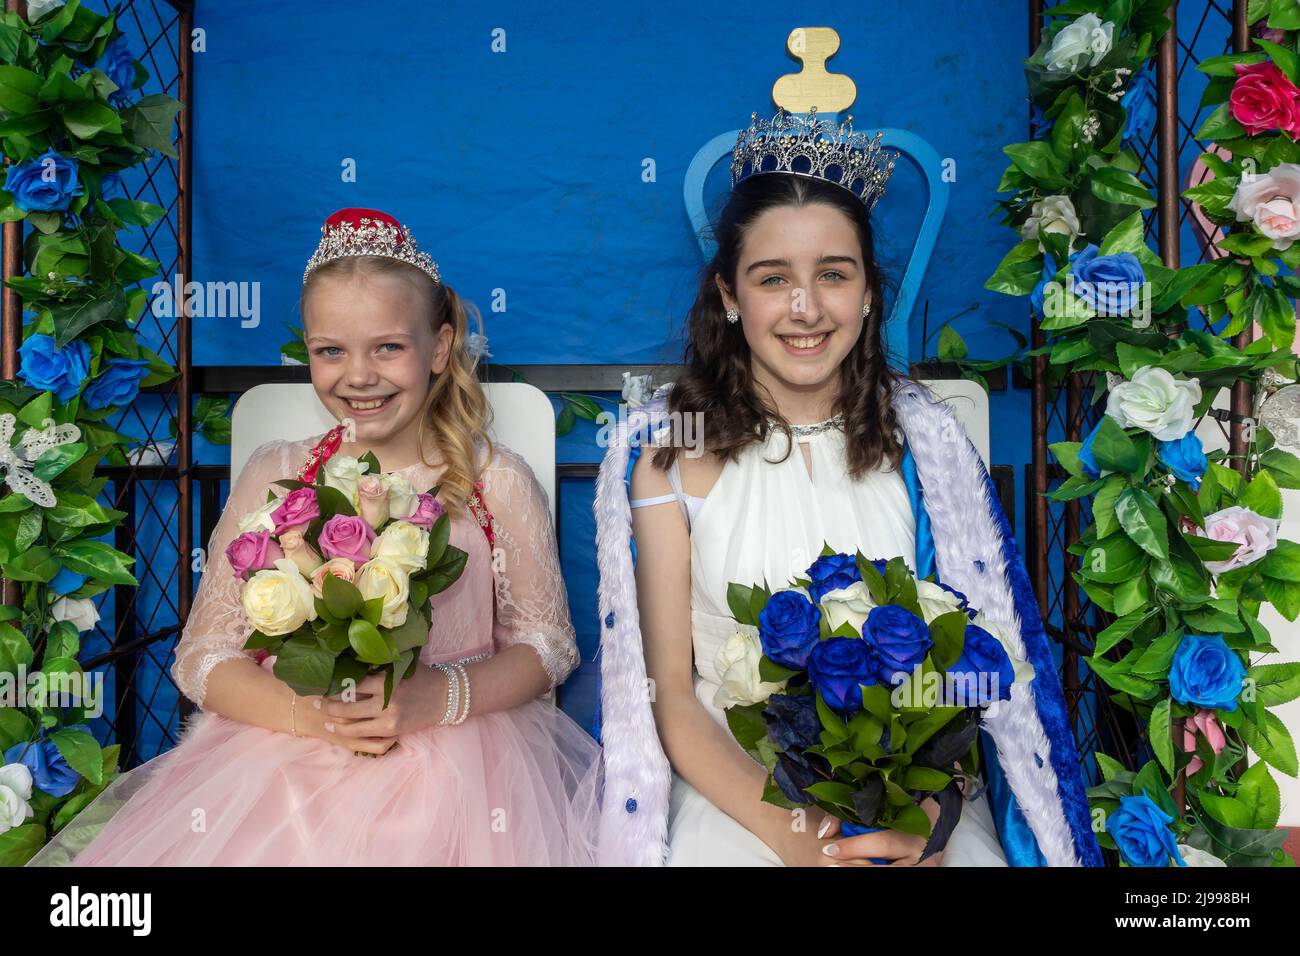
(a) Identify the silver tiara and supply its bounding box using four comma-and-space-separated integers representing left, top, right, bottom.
303, 215, 440, 286
730, 107, 899, 211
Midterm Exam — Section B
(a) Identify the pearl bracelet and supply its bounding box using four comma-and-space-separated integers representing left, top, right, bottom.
451, 662, 471, 725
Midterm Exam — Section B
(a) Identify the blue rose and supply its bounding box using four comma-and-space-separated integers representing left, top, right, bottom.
50, 567, 86, 596
84, 358, 151, 410
808, 636, 879, 713
805, 552, 861, 603
1169, 634, 1246, 712
1107, 791, 1186, 867
947, 624, 1014, 705
18, 333, 91, 402
773, 749, 820, 804
865, 604, 933, 685
3, 149, 84, 213
1157, 430, 1207, 489
763, 693, 819, 751
757, 590, 822, 670
1078, 419, 1104, 480
1121, 65, 1157, 147
1069, 244, 1145, 317
96, 35, 136, 102
3, 728, 87, 798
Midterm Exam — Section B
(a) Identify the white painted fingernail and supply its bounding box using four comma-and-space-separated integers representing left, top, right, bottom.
312, 699, 320, 710
822, 843, 840, 858
817, 818, 833, 839
324, 721, 334, 732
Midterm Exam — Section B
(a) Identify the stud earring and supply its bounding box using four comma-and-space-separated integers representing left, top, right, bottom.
725, 308, 740, 324
862, 301, 872, 319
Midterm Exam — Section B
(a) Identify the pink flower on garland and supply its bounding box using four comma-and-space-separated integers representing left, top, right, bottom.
1229, 60, 1300, 137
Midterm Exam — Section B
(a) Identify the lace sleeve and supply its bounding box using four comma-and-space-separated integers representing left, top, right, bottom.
170, 440, 298, 708
479, 444, 580, 689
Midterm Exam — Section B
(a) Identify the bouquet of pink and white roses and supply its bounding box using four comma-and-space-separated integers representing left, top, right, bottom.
227, 450, 465, 706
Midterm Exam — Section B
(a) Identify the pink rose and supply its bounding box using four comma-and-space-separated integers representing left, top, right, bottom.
279, 528, 324, 577
270, 487, 320, 535
317, 514, 376, 564
1228, 162, 1300, 249
225, 530, 283, 580
1182, 708, 1227, 776
406, 493, 445, 530
309, 557, 357, 598
1229, 60, 1300, 137
358, 475, 390, 529
1197, 505, 1280, 574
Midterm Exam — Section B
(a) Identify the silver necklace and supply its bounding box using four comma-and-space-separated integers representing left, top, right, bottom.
779, 413, 845, 439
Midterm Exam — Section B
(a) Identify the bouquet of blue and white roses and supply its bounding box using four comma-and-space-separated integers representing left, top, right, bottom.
716, 547, 1035, 862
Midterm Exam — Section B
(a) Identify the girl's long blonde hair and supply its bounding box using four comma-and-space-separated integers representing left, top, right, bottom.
301, 255, 494, 516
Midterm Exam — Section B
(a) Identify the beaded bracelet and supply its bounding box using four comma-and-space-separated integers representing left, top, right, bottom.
436, 664, 462, 726
451, 662, 471, 725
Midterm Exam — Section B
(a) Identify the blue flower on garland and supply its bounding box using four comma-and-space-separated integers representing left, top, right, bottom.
84, 358, 151, 410
1157, 430, 1207, 489
96, 35, 137, 107
18, 334, 91, 402
3, 149, 84, 213
1120, 65, 1157, 148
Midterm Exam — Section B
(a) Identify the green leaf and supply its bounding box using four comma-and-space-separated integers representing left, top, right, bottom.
1240, 469, 1284, 519
273, 634, 337, 696
425, 511, 450, 566
1092, 478, 1125, 538
0, 65, 41, 113
1260, 447, 1300, 489
48, 726, 102, 787
1116, 487, 1169, 560
54, 540, 135, 585
1093, 608, 1155, 657
1090, 416, 1141, 474
121, 93, 181, 159
347, 618, 390, 665
1248, 283, 1296, 353
1247, 662, 1300, 707
1091, 167, 1156, 208
321, 572, 363, 620
60, 99, 121, 138
985, 240, 1043, 297
727, 582, 758, 627
1195, 102, 1246, 141
0, 824, 45, 867
1149, 697, 1174, 775
1241, 709, 1299, 777
1260, 539, 1300, 582
1236, 759, 1282, 829
104, 198, 163, 227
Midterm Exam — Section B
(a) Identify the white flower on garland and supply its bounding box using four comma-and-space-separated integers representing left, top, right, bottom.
24, 0, 65, 22
1228, 162, 1300, 250
622, 372, 653, 408
1176, 844, 1226, 866
1105, 366, 1201, 440
1195, 506, 1280, 575
464, 333, 491, 360
0, 762, 34, 835
1044, 13, 1115, 73
51, 596, 100, 634
1019, 196, 1081, 252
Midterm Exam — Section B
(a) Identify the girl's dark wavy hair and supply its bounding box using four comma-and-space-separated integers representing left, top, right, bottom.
653, 173, 911, 477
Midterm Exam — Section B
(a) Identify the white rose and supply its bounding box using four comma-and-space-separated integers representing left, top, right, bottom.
25, 0, 65, 22
50, 596, 99, 633
1176, 844, 1226, 867
1045, 13, 1114, 73
622, 372, 653, 408
971, 610, 1036, 688
915, 579, 966, 624
1105, 366, 1201, 440
1197, 506, 1280, 575
0, 762, 34, 834
322, 454, 369, 510
237, 496, 281, 534
1229, 163, 1300, 249
241, 558, 318, 636
355, 556, 411, 628
820, 580, 877, 634
712, 625, 785, 708
371, 520, 429, 574
385, 474, 419, 521
1019, 195, 1082, 251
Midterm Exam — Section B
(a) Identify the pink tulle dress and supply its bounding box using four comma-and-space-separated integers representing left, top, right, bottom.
28, 434, 602, 866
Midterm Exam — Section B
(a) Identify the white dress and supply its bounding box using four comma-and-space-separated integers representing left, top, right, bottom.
632, 418, 1008, 867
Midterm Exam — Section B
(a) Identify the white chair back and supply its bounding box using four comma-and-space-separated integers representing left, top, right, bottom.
917, 378, 991, 467
230, 382, 557, 521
